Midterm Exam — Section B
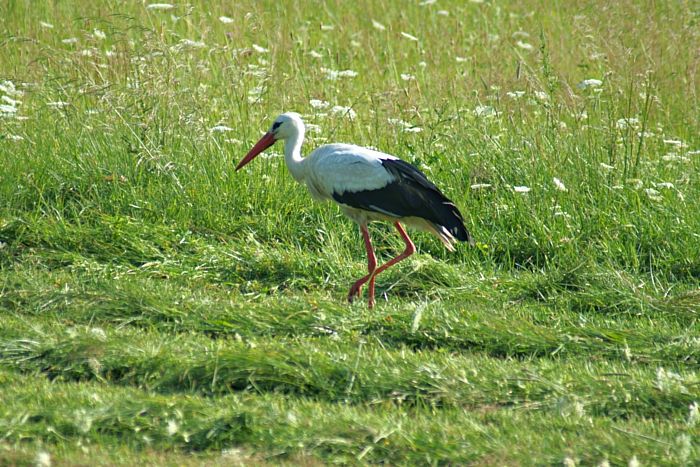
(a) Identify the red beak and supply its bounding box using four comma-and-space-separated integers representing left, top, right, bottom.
235, 132, 276, 171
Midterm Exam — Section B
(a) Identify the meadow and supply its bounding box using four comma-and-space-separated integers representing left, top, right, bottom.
0, 0, 698, 464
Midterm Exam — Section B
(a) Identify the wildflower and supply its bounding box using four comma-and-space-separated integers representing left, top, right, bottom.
62, 37, 79, 44
516, 40, 534, 51
689, 402, 699, 427
320, 24, 334, 31
577, 78, 603, 89
331, 105, 356, 120
506, 91, 525, 99
600, 163, 614, 170
40, 21, 54, 29
626, 178, 643, 189
404, 126, 422, 133
321, 68, 358, 80
455, 56, 468, 62
513, 185, 531, 193
306, 123, 322, 133
210, 125, 234, 133
512, 31, 530, 39
662, 153, 689, 163
0, 105, 18, 115
146, 3, 175, 10
420, 0, 436, 5
553, 177, 567, 191
219, 16, 234, 24
401, 32, 419, 42
35, 451, 51, 467
437, 10, 450, 16
654, 182, 674, 189
308, 50, 322, 59
309, 99, 330, 109
47, 101, 69, 109
470, 183, 492, 190
662, 139, 683, 146
252, 44, 268, 53
400, 73, 415, 81
1, 95, 20, 106
645, 188, 662, 201
474, 105, 497, 117
7, 134, 24, 141
93, 29, 106, 40
371, 20, 386, 31
616, 118, 639, 129
534, 91, 549, 101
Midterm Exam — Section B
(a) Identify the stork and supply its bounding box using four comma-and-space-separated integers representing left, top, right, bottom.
236, 112, 472, 307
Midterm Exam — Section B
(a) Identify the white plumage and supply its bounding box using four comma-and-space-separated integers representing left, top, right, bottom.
236, 112, 471, 307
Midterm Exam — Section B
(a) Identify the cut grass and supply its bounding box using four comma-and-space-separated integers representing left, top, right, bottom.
1, 0, 698, 464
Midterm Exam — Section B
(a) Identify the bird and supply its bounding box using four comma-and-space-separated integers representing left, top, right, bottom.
236, 112, 472, 308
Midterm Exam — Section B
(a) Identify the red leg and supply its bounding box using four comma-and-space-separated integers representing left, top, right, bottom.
348, 225, 377, 304
366, 222, 416, 306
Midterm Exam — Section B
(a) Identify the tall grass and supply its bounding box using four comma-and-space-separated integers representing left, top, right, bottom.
1, 0, 698, 464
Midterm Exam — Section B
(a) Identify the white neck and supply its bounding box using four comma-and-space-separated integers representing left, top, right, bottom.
283, 126, 306, 183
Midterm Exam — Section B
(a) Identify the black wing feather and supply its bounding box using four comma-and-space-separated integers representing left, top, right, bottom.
332, 159, 472, 243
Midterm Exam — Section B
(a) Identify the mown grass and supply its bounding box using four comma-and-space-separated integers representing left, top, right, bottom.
1, 0, 698, 464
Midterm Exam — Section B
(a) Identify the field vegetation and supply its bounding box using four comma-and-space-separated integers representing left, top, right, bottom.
1, 0, 698, 464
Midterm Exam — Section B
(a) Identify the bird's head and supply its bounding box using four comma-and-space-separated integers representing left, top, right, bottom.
235, 112, 304, 171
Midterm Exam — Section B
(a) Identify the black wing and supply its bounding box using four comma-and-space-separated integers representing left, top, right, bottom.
332, 159, 472, 243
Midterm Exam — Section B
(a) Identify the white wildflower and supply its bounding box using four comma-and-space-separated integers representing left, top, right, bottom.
35, 451, 51, 467
688, 402, 699, 427
513, 185, 531, 193
62, 37, 79, 44
308, 50, 322, 59
600, 163, 614, 170
331, 105, 356, 120
404, 126, 422, 133
553, 177, 567, 192
512, 31, 530, 39
1, 95, 20, 106
400, 73, 415, 81
166, 420, 179, 436
437, 10, 450, 16
93, 29, 106, 40
654, 182, 674, 189
420, 0, 437, 5
401, 32, 419, 42
626, 178, 643, 190
578, 78, 603, 89
320, 24, 334, 31
306, 123, 322, 133
598, 460, 610, 467
662, 153, 689, 163
655, 367, 686, 392
309, 99, 330, 109
506, 91, 525, 99
321, 68, 358, 80
662, 139, 683, 146
470, 183, 492, 190
474, 105, 497, 117
210, 125, 234, 133
516, 40, 534, 51
219, 16, 234, 24
146, 3, 175, 10
371, 20, 386, 31
7, 134, 24, 141
645, 188, 662, 201
616, 118, 639, 129
563, 457, 576, 467
455, 56, 468, 63
47, 101, 69, 109
686, 149, 700, 156
534, 91, 549, 101
0, 80, 23, 97
40, 21, 54, 29
0, 104, 18, 115
418, 61, 427, 68
251, 44, 268, 53
628, 456, 639, 467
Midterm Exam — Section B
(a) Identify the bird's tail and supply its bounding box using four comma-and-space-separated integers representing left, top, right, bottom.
430, 201, 473, 250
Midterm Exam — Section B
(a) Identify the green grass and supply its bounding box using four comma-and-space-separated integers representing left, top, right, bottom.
1, 0, 698, 464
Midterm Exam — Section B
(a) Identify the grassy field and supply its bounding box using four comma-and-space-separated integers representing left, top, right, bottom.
1, 0, 698, 464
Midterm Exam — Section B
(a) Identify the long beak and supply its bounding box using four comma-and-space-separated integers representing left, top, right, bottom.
235, 132, 276, 171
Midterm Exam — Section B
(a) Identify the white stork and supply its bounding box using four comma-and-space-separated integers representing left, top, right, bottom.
236, 112, 472, 307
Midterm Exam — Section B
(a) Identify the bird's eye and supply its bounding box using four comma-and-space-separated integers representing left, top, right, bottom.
271, 121, 282, 131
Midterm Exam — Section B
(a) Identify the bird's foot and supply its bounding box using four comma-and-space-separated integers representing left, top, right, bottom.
347, 280, 364, 303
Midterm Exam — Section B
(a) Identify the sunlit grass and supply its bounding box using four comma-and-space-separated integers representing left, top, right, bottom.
0, 0, 698, 464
